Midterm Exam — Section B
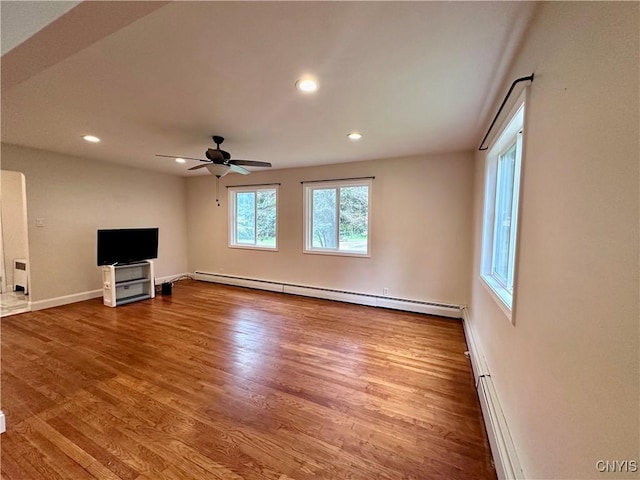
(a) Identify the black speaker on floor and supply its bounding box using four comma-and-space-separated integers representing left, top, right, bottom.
161, 282, 172, 295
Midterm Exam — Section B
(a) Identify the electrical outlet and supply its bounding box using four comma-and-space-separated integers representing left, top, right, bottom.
383, 288, 389, 296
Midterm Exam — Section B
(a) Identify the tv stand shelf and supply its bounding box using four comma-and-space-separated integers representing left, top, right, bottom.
102, 261, 155, 307
116, 278, 149, 287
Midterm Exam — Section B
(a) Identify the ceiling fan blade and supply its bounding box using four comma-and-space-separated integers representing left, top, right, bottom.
229, 159, 272, 167
188, 163, 210, 171
156, 154, 209, 162
228, 164, 250, 175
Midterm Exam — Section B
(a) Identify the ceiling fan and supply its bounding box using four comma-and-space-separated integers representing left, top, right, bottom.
157, 135, 272, 206
156, 135, 272, 177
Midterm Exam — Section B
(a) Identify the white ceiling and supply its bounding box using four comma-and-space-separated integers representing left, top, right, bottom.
0, 0, 80, 55
1, 1, 536, 177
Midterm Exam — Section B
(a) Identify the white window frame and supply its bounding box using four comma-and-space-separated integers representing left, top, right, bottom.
303, 179, 372, 257
229, 185, 279, 251
480, 90, 526, 324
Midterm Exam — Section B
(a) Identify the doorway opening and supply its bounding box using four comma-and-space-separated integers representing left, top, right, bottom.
0, 170, 31, 317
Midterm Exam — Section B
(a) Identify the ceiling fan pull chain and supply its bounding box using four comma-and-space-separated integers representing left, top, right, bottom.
216, 176, 221, 207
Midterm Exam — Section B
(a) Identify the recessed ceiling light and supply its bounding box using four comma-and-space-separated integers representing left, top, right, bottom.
83, 135, 100, 143
175, 157, 186, 164
296, 78, 319, 93
347, 132, 363, 140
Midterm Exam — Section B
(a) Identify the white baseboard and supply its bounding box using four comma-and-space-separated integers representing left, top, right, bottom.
461, 306, 489, 385
194, 271, 462, 318
461, 307, 524, 480
155, 272, 192, 285
28, 272, 192, 311
195, 273, 284, 293
283, 284, 378, 307
0, 410, 5, 434
30, 289, 103, 311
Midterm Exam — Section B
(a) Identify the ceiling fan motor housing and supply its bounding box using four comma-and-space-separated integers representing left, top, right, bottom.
208, 135, 231, 160
205, 149, 230, 161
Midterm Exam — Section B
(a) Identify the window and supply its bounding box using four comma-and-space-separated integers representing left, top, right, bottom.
229, 185, 278, 250
481, 93, 525, 321
304, 179, 371, 256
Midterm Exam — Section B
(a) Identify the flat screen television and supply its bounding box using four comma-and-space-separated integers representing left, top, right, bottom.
97, 228, 159, 266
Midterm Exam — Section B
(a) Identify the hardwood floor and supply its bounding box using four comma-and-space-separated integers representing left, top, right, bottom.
1, 280, 496, 480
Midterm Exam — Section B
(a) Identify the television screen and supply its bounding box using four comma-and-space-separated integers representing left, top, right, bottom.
97, 228, 159, 266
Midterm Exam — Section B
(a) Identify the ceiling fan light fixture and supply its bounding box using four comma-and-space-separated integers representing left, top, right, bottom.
83, 135, 100, 143
175, 157, 186, 164
296, 78, 318, 93
347, 132, 363, 140
205, 163, 231, 177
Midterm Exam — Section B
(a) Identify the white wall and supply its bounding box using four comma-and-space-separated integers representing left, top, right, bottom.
469, 3, 639, 479
188, 152, 474, 306
0, 143, 189, 303
0, 170, 28, 288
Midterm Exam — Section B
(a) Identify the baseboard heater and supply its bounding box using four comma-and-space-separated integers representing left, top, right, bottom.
461, 307, 523, 480
477, 375, 524, 479
193, 271, 462, 319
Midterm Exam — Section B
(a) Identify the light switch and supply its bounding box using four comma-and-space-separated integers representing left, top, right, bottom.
35, 218, 45, 227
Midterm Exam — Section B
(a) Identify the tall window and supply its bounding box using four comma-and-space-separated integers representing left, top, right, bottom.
481, 93, 525, 320
303, 179, 371, 256
229, 185, 278, 250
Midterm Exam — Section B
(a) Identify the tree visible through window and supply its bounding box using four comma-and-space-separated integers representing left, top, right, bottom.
229, 186, 277, 249
304, 179, 371, 255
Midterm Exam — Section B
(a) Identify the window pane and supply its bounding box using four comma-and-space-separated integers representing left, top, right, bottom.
339, 186, 368, 252
312, 188, 337, 248
492, 142, 517, 286
256, 190, 276, 247
236, 191, 255, 244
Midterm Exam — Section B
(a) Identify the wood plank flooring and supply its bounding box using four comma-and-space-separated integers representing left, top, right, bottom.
1, 280, 496, 480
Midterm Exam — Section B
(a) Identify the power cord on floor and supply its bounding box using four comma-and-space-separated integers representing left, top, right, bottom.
155, 274, 195, 294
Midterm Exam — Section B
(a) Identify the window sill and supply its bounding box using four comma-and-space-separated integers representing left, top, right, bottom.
229, 244, 278, 252
480, 274, 514, 324
303, 249, 370, 258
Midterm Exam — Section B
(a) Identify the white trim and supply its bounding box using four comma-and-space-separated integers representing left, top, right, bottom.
19, 172, 33, 305
461, 306, 489, 385
155, 272, 191, 285
480, 90, 527, 325
461, 307, 523, 479
0, 200, 6, 294
196, 273, 284, 293
480, 275, 513, 321
303, 178, 372, 257
228, 185, 279, 251
194, 271, 462, 318
478, 377, 524, 480
284, 284, 377, 306
228, 244, 279, 252
30, 289, 103, 311
374, 297, 458, 318
0, 410, 5, 434
302, 249, 370, 258
28, 272, 192, 310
